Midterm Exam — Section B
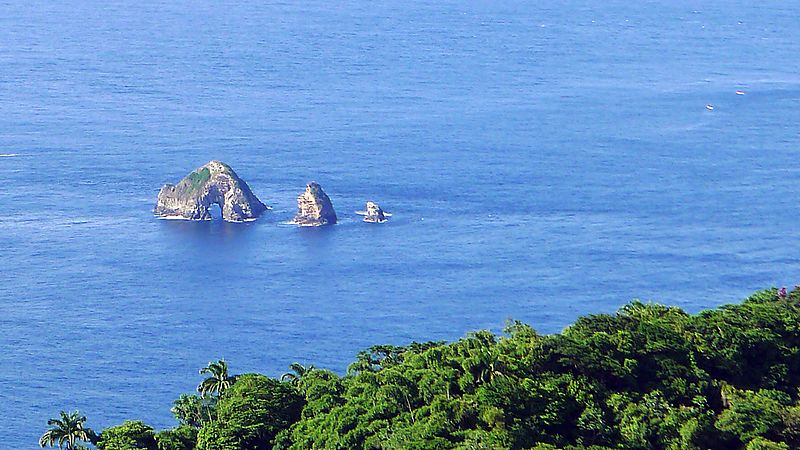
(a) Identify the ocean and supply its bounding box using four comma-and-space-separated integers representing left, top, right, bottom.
1, 0, 799, 447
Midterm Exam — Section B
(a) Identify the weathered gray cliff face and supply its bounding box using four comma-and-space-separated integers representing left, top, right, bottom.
362, 201, 387, 223
293, 182, 337, 226
154, 161, 267, 222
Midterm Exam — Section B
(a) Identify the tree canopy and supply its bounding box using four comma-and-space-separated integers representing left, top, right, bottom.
52, 287, 800, 449
95, 421, 157, 450
196, 374, 304, 450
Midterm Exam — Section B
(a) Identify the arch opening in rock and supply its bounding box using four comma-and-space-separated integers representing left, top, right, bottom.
209, 203, 222, 220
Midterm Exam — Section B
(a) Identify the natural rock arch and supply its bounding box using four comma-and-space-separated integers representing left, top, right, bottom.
154, 161, 267, 222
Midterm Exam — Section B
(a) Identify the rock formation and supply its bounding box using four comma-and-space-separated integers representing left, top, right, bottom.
362, 201, 388, 223
154, 160, 267, 222
293, 182, 337, 226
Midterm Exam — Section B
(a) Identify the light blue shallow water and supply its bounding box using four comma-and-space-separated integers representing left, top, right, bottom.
2, 0, 800, 447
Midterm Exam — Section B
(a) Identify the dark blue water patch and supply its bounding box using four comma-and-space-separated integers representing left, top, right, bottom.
2, 0, 800, 448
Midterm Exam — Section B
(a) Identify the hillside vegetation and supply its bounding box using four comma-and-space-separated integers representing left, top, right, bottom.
42, 288, 800, 450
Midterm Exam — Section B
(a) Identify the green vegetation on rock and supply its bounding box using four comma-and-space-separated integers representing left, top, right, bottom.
43, 287, 800, 449
186, 168, 211, 192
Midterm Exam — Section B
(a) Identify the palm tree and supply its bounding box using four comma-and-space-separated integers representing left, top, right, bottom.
198, 359, 235, 397
477, 349, 506, 384
281, 363, 315, 386
171, 393, 216, 427
39, 410, 95, 450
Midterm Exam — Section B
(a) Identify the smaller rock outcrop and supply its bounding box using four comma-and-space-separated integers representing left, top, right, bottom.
293, 182, 337, 226
154, 161, 267, 222
360, 201, 388, 223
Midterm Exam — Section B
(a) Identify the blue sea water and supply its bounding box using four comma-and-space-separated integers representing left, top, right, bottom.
1, 0, 799, 447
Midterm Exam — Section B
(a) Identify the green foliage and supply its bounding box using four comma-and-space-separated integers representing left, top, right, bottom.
195, 374, 304, 450
154, 425, 196, 450
746, 436, 790, 450
39, 410, 96, 450
281, 363, 316, 387
185, 167, 211, 192
715, 387, 789, 443
96, 421, 157, 450
691, 295, 800, 391
171, 394, 216, 427
198, 359, 236, 397
81, 287, 800, 450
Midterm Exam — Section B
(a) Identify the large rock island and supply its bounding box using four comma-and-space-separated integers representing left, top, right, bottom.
154, 160, 268, 222
293, 182, 337, 226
